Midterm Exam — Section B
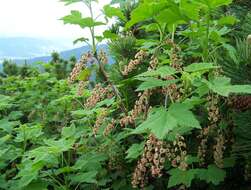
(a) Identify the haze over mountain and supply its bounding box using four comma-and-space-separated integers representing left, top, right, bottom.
0, 37, 110, 71
0, 37, 78, 61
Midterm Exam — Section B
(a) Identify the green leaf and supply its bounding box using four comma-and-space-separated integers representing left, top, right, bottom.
73, 37, 89, 45
197, 165, 226, 185
61, 11, 104, 28
126, 2, 168, 28
156, 5, 185, 25
126, 142, 144, 161
0, 119, 19, 133
16, 161, 44, 188
184, 63, 219, 72
78, 68, 91, 81
0, 95, 13, 110
103, 30, 118, 40
103, 5, 126, 21
15, 125, 43, 142
136, 78, 178, 91
223, 43, 238, 63
218, 15, 238, 25
61, 126, 76, 138
204, 77, 251, 96
133, 104, 200, 139
210, 0, 233, 8
180, 0, 201, 21
136, 66, 177, 78
45, 138, 75, 153
168, 168, 196, 188
168, 165, 226, 188
8, 111, 23, 121
24, 181, 49, 190
69, 171, 98, 184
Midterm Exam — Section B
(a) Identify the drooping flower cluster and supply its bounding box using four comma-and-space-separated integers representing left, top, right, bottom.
165, 39, 183, 71
68, 53, 89, 84
228, 95, 251, 110
77, 81, 87, 96
161, 40, 184, 102
166, 136, 188, 171
122, 50, 147, 75
132, 134, 167, 188
213, 131, 225, 168
98, 50, 108, 65
198, 94, 222, 164
103, 119, 116, 136
120, 90, 152, 127
148, 55, 158, 71
85, 84, 114, 108
93, 110, 108, 136
162, 75, 182, 102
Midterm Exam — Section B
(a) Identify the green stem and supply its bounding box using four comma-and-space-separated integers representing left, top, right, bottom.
88, 3, 97, 56
204, 11, 211, 62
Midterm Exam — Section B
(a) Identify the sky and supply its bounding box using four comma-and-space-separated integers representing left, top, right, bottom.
0, 0, 111, 40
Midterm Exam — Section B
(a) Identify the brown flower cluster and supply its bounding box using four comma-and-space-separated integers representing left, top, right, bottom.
85, 84, 114, 108
162, 76, 182, 102
122, 50, 147, 75
207, 95, 220, 124
197, 95, 221, 164
213, 131, 225, 168
228, 95, 251, 110
98, 50, 108, 65
132, 134, 167, 188
103, 119, 116, 136
165, 39, 183, 71
93, 110, 108, 136
120, 90, 152, 127
68, 53, 89, 84
77, 81, 87, 96
167, 136, 188, 171
148, 55, 158, 70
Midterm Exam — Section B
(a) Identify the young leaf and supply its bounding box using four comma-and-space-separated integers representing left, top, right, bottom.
73, 37, 89, 45
126, 142, 144, 161
136, 66, 177, 78
204, 77, 251, 96
125, 2, 168, 28
197, 165, 226, 185
210, 0, 233, 8
184, 63, 219, 72
218, 15, 238, 25
168, 168, 196, 188
136, 78, 178, 91
103, 5, 126, 21
61, 11, 104, 28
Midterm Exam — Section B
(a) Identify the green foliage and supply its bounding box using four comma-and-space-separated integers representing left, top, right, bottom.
1, 0, 251, 189
133, 103, 200, 139
168, 165, 226, 188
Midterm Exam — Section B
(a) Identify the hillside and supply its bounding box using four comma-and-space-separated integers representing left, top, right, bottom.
0, 37, 75, 61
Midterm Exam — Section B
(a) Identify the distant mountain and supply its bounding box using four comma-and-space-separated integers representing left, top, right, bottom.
0, 37, 77, 61
13, 44, 110, 65
0, 37, 112, 71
